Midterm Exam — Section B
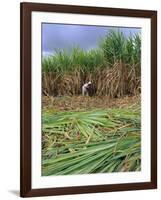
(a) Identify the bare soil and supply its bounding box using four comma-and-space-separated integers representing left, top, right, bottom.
42, 95, 141, 112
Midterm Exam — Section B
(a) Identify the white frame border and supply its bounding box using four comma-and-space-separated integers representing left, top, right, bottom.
31, 11, 151, 189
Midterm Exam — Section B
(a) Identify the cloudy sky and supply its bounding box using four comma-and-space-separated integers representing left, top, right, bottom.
42, 23, 141, 57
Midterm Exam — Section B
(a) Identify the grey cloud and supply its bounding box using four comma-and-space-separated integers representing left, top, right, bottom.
42, 23, 141, 56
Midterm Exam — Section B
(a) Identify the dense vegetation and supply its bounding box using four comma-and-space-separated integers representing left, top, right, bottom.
42, 30, 141, 97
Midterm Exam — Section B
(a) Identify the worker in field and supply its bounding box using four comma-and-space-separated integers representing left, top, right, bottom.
82, 81, 95, 96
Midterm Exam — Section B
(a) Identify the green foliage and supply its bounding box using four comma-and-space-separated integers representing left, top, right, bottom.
99, 30, 127, 65
43, 110, 116, 139
125, 34, 141, 65
42, 47, 105, 73
99, 30, 141, 65
42, 30, 141, 72
42, 107, 141, 175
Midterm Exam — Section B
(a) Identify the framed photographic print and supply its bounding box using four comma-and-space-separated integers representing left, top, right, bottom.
20, 2, 157, 197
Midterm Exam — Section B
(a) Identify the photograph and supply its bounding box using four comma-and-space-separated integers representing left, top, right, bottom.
20, 3, 157, 197
41, 23, 141, 176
